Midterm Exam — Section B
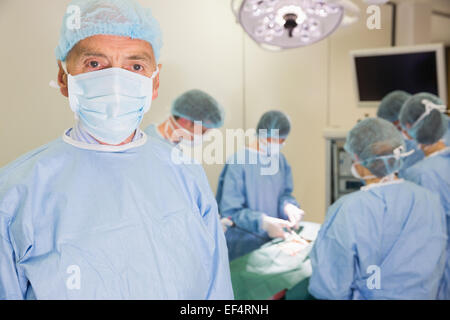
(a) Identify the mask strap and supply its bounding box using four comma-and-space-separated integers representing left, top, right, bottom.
411, 99, 447, 129
392, 145, 415, 160
170, 116, 180, 129
49, 61, 69, 89
61, 61, 69, 75
150, 66, 159, 79
170, 116, 194, 141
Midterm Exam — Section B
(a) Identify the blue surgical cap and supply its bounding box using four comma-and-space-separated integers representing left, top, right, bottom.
257, 111, 291, 139
399, 93, 448, 145
377, 90, 411, 123
171, 90, 225, 129
345, 118, 406, 177
56, 0, 163, 62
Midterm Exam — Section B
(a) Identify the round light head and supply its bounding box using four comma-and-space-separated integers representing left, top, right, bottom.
238, 0, 344, 49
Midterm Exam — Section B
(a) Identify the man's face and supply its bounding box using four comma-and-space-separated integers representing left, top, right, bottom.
57, 34, 161, 99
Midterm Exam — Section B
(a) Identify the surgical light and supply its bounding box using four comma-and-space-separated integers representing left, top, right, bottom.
231, 0, 360, 50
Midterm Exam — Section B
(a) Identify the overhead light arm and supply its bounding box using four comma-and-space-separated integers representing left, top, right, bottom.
333, 0, 361, 26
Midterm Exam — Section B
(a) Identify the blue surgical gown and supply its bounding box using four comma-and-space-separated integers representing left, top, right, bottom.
0, 134, 233, 300
216, 148, 300, 261
402, 148, 450, 300
309, 180, 447, 300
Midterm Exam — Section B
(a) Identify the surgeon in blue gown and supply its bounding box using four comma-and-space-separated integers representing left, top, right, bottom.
377, 90, 425, 177
399, 93, 450, 300
216, 111, 304, 261
0, 0, 233, 300
308, 118, 447, 300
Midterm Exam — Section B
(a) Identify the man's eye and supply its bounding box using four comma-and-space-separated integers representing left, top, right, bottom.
89, 61, 99, 68
133, 64, 142, 71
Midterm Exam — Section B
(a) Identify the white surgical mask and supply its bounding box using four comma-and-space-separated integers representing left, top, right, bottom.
67, 66, 159, 145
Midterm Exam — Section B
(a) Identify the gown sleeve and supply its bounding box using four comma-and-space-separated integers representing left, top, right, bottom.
308, 200, 356, 300
0, 215, 28, 300
193, 167, 234, 300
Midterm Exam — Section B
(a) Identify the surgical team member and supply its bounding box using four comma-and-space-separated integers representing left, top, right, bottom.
0, 0, 233, 300
399, 93, 450, 300
145, 89, 224, 147
309, 118, 447, 300
216, 111, 304, 261
144, 90, 233, 231
377, 90, 425, 176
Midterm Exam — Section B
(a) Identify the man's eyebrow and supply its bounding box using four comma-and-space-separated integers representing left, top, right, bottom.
125, 53, 153, 62
79, 51, 109, 59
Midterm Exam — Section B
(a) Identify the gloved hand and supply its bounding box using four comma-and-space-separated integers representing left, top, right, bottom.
284, 203, 305, 230
261, 215, 293, 239
220, 217, 234, 233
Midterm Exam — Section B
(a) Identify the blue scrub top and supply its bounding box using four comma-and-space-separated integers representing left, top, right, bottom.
216, 148, 299, 261
309, 180, 447, 300
402, 148, 450, 299
0, 134, 233, 299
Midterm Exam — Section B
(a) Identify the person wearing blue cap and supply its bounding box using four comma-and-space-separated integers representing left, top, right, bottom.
309, 118, 447, 299
376, 90, 425, 177
145, 89, 225, 148
216, 110, 305, 261
399, 93, 450, 300
0, 0, 233, 300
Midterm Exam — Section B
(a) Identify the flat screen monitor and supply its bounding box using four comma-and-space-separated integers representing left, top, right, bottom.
351, 44, 447, 107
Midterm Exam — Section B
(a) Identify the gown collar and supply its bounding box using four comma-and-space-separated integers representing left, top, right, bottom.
360, 178, 405, 191
62, 128, 147, 152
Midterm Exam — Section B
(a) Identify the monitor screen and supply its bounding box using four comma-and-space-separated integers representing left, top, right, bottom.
354, 52, 439, 101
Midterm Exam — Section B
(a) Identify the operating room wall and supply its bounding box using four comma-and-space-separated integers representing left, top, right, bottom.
0, 1, 449, 224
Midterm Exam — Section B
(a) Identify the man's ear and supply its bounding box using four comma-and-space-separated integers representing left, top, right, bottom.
57, 60, 69, 98
355, 162, 370, 177
152, 63, 162, 100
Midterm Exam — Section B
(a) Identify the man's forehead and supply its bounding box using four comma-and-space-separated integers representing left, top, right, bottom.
68, 35, 155, 61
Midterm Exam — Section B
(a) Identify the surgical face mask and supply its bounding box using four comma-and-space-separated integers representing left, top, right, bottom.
67, 66, 159, 145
